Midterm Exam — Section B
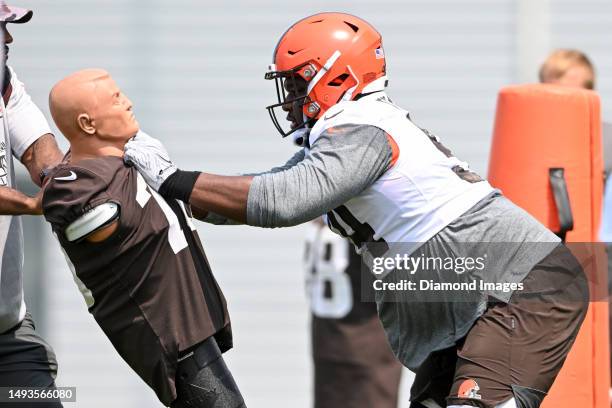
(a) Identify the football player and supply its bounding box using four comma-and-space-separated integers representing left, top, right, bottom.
304, 218, 402, 408
42, 69, 244, 408
0, 3, 64, 406
125, 13, 589, 408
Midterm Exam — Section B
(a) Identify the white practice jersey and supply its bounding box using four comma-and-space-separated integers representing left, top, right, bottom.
307, 92, 494, 254
0, 67, 52, 333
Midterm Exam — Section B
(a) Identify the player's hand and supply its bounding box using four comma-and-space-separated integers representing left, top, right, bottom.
29, 190, 43, 216
124, 131, 177, 191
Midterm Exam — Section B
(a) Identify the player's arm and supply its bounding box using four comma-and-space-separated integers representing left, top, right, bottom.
125, 125, 392, 227
0, 132, 58, 214
181, 173, 252, 223
20, 134, 63, 187
0, 70, 64, 216
6, 69, 63, 187
182, 149, 307, 223
0, 186, 41, 215
243, 125, 392, 226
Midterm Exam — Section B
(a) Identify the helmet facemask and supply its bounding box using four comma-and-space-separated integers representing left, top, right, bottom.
265, 62, 320, 139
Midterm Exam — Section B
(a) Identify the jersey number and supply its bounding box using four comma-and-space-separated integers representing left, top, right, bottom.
327, 205, 388, 256
136, 172, 195, 254
420, 127, 483, 183
304, 224, 353, 319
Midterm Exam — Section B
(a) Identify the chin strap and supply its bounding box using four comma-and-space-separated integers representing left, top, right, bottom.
292, 127, 311, 148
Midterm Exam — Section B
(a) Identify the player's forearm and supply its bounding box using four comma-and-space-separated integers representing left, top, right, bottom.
159, 170, 252, 223
169, 168, 327, 228
21, 134, 64, 187
0, 186, 40, 215
192, 208, 245, 225
189, 173, 252, 223
193, 149, 307, 225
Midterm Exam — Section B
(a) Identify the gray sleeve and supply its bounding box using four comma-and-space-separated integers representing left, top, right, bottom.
246, 124, 392, 227
244, 149, 307, 176
200, 149, 307, 225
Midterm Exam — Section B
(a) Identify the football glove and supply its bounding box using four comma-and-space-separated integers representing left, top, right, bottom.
124, 130, 177, 191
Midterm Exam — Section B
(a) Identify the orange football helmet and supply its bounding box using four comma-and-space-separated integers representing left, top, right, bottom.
265, 12, 387, 137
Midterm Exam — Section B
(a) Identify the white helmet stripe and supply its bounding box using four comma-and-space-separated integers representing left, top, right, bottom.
307, 50, 342, 95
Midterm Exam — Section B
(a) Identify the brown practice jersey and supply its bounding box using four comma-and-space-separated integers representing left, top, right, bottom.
42, 156, 231, 406
304, 222, 402, 408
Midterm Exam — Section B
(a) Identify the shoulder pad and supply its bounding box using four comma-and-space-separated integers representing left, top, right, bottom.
65, 202, 120, 242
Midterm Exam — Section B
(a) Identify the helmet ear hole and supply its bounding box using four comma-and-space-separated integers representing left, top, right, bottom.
328, 73, 350, 87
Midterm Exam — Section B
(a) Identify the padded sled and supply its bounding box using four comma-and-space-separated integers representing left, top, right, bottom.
488, 84, 609, 408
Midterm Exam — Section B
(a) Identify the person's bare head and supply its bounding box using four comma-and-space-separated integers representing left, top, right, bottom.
49, 69, 139, 160
539, 49, 595, 90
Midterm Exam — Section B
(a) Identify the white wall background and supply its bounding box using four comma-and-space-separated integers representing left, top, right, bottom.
8, 0, 612, 407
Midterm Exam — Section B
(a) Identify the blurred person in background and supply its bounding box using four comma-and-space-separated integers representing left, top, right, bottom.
43, 69, 244, 408
539, 49, 595, 90
0, 2, 64, 405
304, 218, 402, 408
126, 12, 589, 408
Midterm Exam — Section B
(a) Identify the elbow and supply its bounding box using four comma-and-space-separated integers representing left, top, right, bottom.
275, 212, 309, 228
245, 207, 307, 228
250, 206, 318, 228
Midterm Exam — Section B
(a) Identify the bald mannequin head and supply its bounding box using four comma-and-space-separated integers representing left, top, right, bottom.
49, 69, 139, 161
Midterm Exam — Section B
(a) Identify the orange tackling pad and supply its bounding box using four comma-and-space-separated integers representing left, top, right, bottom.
488, 84, 609, 408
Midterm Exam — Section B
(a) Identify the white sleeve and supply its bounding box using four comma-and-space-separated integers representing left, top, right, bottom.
6, 67, 53, 160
